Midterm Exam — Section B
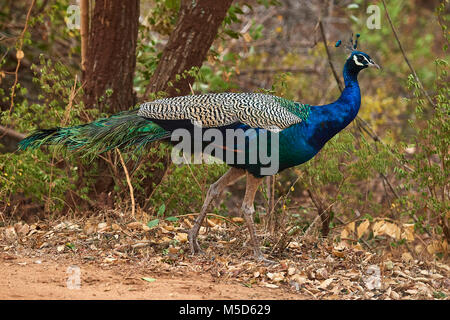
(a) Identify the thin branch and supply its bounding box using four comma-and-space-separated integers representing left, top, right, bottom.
237, 67, 318, 75
8, 0, 35, 115
116, 149, 135, 220
0, 125, 26, 140
381, 0, 435, 108
80, 0, 89, 73
318, 19, 344, 92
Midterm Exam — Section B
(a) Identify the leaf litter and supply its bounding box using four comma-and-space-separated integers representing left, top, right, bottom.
0, 214, 448, 300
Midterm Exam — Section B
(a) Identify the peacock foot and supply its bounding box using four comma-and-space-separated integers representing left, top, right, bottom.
254, 250, 277, 265
188, 229, 205, 255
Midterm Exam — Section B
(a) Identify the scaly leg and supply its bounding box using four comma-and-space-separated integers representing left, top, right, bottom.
241, 172, 275, 264
188, 167, 245, 254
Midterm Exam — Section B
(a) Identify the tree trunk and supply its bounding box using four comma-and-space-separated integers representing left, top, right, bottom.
145, 0, 234, 98
66, 1, 140, 212
83, 0, 139, 113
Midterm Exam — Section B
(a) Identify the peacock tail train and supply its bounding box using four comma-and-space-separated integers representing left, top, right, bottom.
18, 110, 170, 158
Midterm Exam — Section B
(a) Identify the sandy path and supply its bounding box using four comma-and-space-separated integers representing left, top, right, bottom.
0, 256, 305, 300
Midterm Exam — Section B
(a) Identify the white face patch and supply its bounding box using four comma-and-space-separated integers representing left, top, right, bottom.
353, 55, 364, 66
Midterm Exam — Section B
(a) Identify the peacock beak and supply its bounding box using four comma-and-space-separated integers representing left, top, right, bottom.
369, 60, 381, 69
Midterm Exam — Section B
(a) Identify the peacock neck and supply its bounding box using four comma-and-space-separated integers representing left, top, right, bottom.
343, 60, 359, 87
299, 60, 362, 151
337, 60, 361, 118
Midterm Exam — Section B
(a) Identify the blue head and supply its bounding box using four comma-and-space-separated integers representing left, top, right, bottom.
346, 50, 380, 73
336, 34, 380, 74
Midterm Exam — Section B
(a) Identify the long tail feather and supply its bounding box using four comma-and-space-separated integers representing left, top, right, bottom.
18, 109, 170, 158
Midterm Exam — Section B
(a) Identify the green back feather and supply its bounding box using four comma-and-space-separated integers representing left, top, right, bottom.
273, 97, 311, 121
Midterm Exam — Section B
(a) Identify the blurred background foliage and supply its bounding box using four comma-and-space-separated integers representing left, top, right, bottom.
0, 0, 448, 258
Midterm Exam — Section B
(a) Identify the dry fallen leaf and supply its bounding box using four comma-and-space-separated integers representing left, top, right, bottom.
174, 232, 188, 243
288, 267, 296, 276
318, 278, 333, 290
206, 218, 217, 228
127, 222, 142, 230
384, 260, 394, 270
401, 223, 415, 241
97, 222, 108, 232
316, 268, 328, 280
290, 274, 307, 285
427, 240, 447, 255
357, 220, 370, 238
332, 244, 346, 258
17, 224, 30, 237
266, 272, 285, 282
390, 290, 400, 299
243, 32, 252, 43
401, 252, 413, 263
5, 227, 17, 242
168, 247, 179, 254
288, 241, 300, 249
164, 225, 175, 231
373, 220, 401, 239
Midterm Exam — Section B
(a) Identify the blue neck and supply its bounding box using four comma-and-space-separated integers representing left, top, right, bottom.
337, 60, 361, 112
301, 59, 362, 150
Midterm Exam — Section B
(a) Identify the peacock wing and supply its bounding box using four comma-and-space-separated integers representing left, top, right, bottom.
137, 93, 310, 131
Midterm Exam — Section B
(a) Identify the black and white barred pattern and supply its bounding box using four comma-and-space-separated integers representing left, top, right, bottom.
138, 93, 307, 131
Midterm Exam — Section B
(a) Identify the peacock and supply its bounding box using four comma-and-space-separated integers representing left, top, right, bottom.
19, 35, 380, 263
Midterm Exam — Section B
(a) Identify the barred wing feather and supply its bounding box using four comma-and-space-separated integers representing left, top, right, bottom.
137, 93, 310, 132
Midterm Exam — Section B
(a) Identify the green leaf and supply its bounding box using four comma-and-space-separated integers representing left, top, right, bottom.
147, 218, 160, 228
165, 0, 180, 10
165, 216, 179, 222
157, 204, 166, 216
142, 277, 156, 283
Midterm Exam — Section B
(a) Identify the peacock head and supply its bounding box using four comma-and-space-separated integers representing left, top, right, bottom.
336, 34, 380, 73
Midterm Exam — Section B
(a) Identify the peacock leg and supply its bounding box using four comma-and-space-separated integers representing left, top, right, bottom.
188, 167, 245, 255
241, 172, 275, 264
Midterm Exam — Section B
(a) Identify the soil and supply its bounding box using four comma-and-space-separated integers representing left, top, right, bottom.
0, 255, 304, 300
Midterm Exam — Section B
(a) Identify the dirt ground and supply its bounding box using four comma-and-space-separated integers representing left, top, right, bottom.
0, 255, 305, 299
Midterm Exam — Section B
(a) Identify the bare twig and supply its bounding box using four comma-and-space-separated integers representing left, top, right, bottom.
0, 125, 26, 140
237, 67, 317, 75
143, 154, 172, 212
381, 0, 435, 108
80, 0, 89, 73
318, 20, 344, 92
8, 0, 35, 115
116, 149, 135, 220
